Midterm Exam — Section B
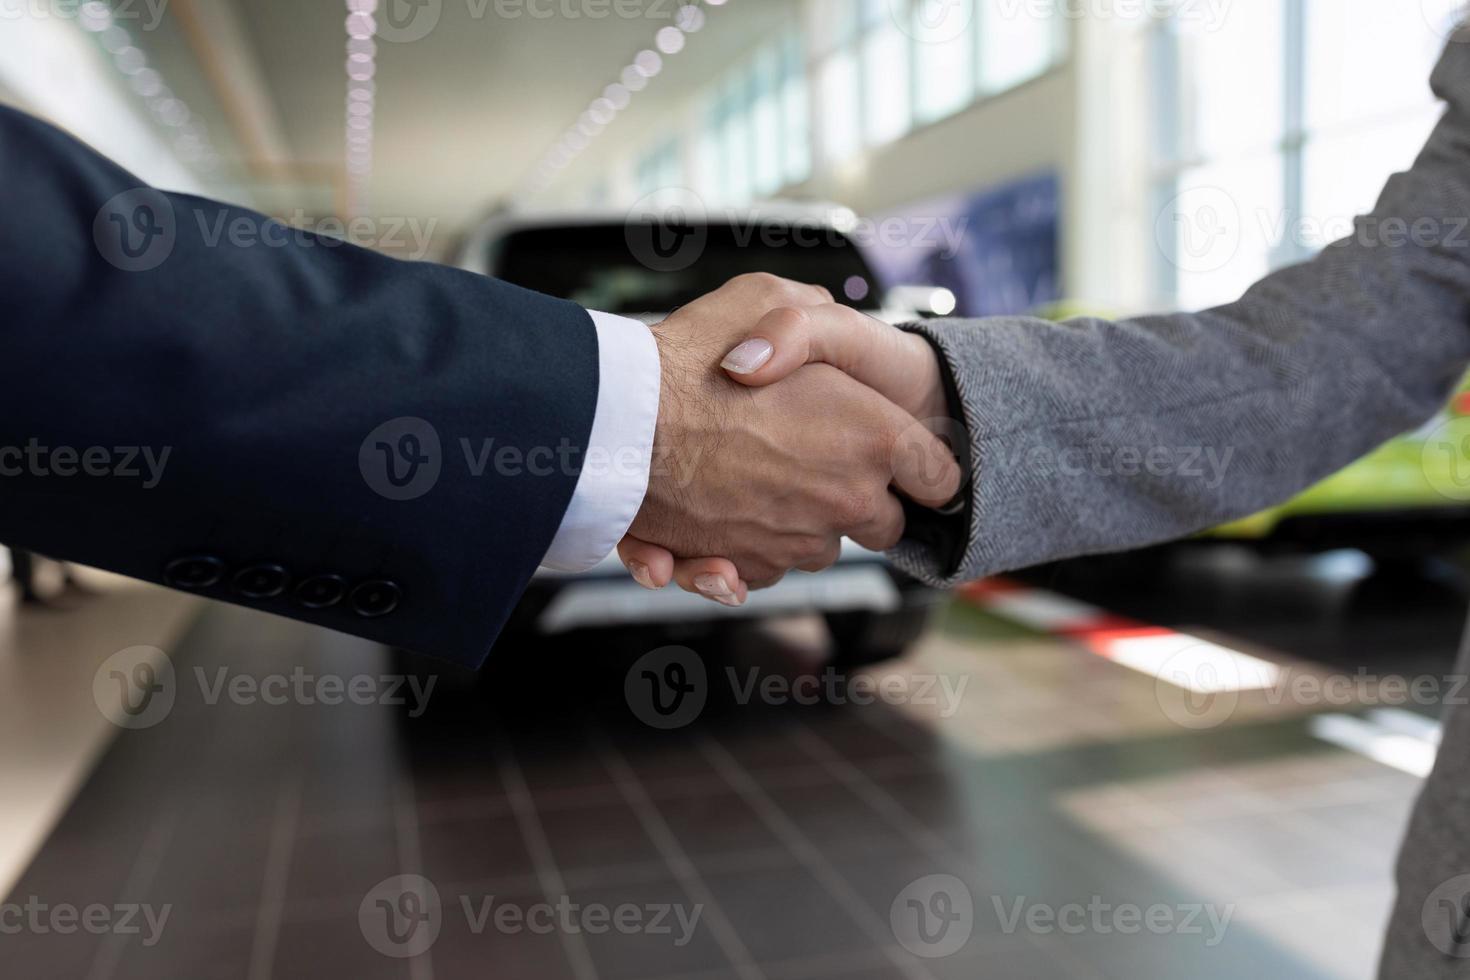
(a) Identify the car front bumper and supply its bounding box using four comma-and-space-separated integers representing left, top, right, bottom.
530, 541, 907, 633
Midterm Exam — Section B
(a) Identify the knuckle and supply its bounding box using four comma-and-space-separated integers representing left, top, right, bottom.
738, 271, 782, 295
866, 423, 899, 462
781, 535, 826, 568
737, 557, 780, 584
802, 544, 841, 572
796, 534, 828, 559
760, 305, 808, 337
832, 489, 879, 529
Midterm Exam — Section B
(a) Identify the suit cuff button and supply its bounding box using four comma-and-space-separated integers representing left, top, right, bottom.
350, 579, 401, 618
294, 574, 348, 610
164, 556, 225, 590
232, 564, 289, 600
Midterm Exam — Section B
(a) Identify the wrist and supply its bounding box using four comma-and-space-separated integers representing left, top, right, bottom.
636, 322, 701, 539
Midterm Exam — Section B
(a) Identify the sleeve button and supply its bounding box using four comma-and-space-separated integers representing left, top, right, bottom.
232, 564, 289, 600
350, 579, 402, 618
163, 556, 225, 590
294, 574, 348, 610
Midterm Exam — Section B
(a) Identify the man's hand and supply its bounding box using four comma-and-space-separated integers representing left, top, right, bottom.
620, 301, 959, 601
622, 276, 961, 600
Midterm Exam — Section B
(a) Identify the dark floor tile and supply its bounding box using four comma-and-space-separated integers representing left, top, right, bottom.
762, 779, 904, 857
702, 864, 876, 964
569, 877, 731, 980
511, 733, 617, 800
709, 725, 828, 774
800, 712, 937, 767
294, 751, 400, 826
429, 887, 578, 980
285, 819, 401, 906
607, 730, 723, 786
111, 918, 255, 980
410, 765, 507, 814
272, 912, 411, 980
655, 789, 787, 858
418, 811, 535, 887
0, 921, 110, 980
6, 832, 148, 914
539, 800, 664, 871
146, 819, 272, 915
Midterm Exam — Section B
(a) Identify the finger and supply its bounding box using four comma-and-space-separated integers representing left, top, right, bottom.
617, 536, 673, 589
796, 538, 843, 573
720, 305, 939, 419
670, 558, 749, 607
880, 403, 965, 508
848, 492, 906, 552
746, 571, 786, 591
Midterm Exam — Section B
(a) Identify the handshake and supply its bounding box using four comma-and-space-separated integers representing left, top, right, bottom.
619, 273, 965, 605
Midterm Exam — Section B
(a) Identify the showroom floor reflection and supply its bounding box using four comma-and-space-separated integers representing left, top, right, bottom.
1, 593, 1424, 980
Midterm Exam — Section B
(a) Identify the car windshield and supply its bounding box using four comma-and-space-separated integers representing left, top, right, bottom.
490, 221, 882, 315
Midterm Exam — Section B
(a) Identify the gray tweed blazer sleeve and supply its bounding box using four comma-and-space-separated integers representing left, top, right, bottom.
891, 29, 1470, 587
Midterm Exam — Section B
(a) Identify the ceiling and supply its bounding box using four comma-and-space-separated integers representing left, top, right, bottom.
149, 0, 791, 237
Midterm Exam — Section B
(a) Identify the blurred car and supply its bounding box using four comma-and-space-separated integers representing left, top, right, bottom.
456, 203, 952, 665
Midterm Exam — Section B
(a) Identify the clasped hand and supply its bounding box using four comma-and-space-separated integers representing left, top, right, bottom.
622, 273, 962, 604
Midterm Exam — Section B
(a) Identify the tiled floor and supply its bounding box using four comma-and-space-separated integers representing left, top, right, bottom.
0, 566, 198, 901
0, 572, 1447, 980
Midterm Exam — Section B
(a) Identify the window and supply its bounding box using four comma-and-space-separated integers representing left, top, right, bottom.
685, 34, 810, 205
780, 33, 812, 185
1151, 1, 1450, 308
720, 72, 754, 204
912, 0, 975, 123
810, 0, 862, 165
860, 15, 910, 145
607, 0, 1067, 208
634, 138, 682, 199
977, 0, 1058, 94
750, 45, 784, 195
817, 49, 862, 164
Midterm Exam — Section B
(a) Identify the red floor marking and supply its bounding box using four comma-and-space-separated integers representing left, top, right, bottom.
958, 577, 1179, 659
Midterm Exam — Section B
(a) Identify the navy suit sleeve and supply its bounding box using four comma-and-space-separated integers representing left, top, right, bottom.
0, 105, 601, 669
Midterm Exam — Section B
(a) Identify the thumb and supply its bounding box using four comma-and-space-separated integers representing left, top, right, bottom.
719, 304, 942, 420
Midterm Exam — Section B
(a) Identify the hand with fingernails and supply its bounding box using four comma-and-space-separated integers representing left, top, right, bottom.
621, 299, 959, 604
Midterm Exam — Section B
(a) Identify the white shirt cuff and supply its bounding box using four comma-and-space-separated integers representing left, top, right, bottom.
539, 310, 660, 573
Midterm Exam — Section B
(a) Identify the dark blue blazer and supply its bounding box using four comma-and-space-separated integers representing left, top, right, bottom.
0, 106, 601, 669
